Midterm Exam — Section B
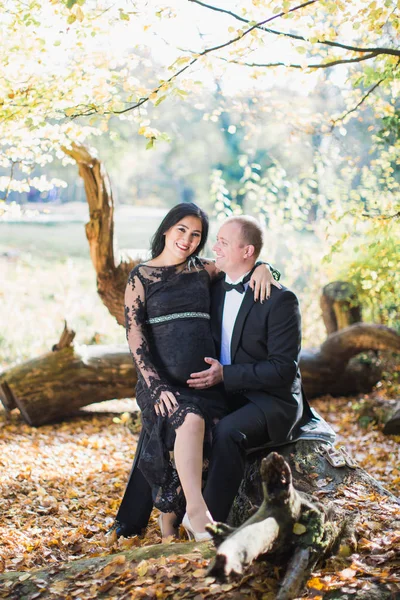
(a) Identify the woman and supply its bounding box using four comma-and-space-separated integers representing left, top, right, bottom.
121, 203, 277, 541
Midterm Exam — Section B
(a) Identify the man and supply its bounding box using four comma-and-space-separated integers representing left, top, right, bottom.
110, 216, 334, 537
187, 215, 328, 522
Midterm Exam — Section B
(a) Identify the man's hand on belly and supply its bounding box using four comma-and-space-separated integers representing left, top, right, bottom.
187, 357, 224, 389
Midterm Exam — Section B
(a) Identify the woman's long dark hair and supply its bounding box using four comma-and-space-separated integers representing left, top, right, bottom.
150, 202, 209, 259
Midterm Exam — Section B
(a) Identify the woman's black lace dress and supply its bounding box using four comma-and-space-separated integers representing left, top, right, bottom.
124, 258, 227, 516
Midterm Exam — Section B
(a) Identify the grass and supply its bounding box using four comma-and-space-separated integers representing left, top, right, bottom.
0, 253, 125, 369
0, 212, 160, 259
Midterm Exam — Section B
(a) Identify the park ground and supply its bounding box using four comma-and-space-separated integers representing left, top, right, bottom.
0, 393, 399, 599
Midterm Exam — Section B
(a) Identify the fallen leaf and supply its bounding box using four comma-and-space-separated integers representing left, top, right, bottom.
293, 523, 307, 535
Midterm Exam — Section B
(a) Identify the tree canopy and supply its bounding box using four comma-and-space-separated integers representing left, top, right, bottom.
1, 0, 398, 199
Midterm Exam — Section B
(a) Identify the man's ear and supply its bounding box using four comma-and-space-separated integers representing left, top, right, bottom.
243, 245, 255, 258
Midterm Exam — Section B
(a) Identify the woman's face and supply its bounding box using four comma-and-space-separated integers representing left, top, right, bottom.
163, 216, 203, 261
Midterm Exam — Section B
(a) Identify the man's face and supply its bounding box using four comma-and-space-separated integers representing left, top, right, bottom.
212, 221, 247, 275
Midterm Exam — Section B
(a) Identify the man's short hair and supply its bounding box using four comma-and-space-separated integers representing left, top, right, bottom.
225, 215, 264, 259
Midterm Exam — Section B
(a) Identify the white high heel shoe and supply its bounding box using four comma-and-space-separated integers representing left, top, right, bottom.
182, 512, 213, 542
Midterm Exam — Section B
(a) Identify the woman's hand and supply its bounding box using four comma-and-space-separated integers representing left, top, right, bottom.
250, 263, 282, 302
155, 391, 179, 417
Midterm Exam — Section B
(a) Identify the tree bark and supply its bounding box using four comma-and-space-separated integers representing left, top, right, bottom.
320, 281, 362, 334
215, 442, 399, 599
62, 143, 138, 327
0, 325, 135, 426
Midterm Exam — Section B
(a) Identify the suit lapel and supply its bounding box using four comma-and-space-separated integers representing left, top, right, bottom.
230, 288, 254, 362
211, 279, 225, 356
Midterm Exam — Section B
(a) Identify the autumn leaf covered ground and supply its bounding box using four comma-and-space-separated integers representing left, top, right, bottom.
0, 392, 399, 600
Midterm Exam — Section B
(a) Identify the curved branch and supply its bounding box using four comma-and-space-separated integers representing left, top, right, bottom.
65, 0, 318, 118
362, 210, 400, 220
188, 0, 400, 58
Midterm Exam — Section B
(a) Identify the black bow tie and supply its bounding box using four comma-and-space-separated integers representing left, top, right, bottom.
222, 280, 246, 294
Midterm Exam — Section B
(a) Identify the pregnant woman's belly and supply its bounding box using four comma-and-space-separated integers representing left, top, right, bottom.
149, 320, 216, 385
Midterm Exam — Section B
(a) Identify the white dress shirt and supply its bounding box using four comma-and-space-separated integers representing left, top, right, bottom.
220, 273, 250, 366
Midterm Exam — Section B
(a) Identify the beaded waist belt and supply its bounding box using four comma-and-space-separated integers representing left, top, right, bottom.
146, 311, 210, 325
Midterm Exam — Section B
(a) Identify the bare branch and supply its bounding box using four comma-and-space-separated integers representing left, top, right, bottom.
66, 0, 319, 118
362, 210, 400, 220
330, 78, 386, 129
188, 0, 400, 58
218, 51, 380, 70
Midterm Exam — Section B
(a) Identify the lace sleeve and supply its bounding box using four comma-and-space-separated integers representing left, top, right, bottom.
124, 268, 170, 405
198, 258, 222, 281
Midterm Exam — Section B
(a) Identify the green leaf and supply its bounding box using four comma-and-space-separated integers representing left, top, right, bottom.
155, 95, 167, 106
66, 0, 78, 9
146, 138, 155, 150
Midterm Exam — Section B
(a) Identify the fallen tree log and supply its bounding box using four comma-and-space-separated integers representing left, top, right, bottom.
0, 325, 135, 426
0, 542, 214, 600
208, 452, 347, 598
1, 323, 399, 426
209, 442, 400, 599
300, 323, 400, 397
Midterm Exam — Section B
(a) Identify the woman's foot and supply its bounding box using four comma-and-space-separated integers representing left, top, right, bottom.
186, 508, 213, 534
158, 512, 179, 541
182, 512, 213, 542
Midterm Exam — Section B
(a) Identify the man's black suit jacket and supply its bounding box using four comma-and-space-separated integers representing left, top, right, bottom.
211, 279, 312, 444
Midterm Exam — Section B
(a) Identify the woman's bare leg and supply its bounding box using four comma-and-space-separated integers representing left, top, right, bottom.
174, 413, 211, 533
159, 511, 178, 539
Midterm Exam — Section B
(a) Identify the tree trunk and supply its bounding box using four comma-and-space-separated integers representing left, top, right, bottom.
215, 442, 399, 599
62, 143, 138, 327
320, 281, 362, 335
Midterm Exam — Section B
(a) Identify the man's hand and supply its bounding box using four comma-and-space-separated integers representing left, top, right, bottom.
187, 357, 224, 389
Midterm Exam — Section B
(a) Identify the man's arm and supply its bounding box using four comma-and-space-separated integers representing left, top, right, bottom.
223, 290, 301, 392
187, 290, 301, 391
